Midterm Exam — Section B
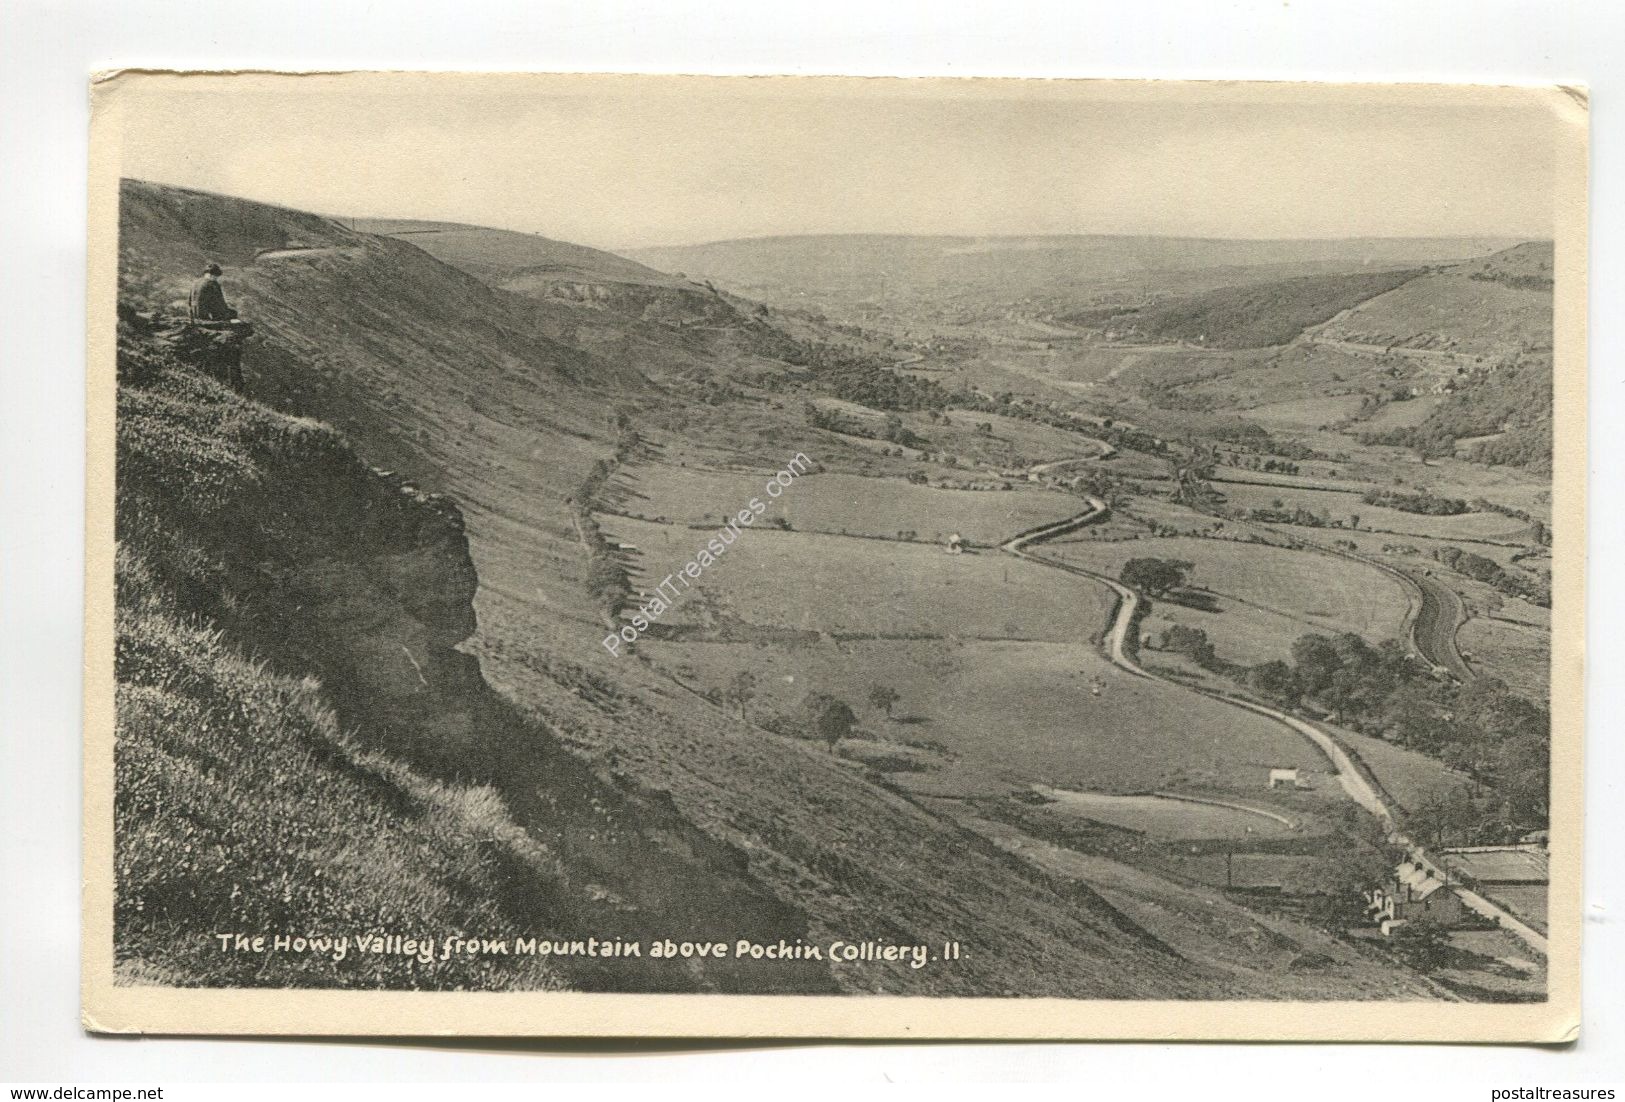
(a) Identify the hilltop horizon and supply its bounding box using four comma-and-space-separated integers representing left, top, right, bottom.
123, 177, 1547, 259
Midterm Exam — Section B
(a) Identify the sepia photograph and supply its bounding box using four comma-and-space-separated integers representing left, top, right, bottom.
80, 72, 1586, 1040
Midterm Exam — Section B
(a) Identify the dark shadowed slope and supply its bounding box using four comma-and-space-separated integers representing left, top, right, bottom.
1064, 267, 1427, 349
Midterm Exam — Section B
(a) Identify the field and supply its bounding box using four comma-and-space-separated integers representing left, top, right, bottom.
612, 462, 1082, 545
642, 632, 1342, 801
1326, 727, 1466, 811
599, 516, 1117, 641
1038, 535, 1413, 663
1353, 394, 1448, 432
1155, 851, 1320, 889
1216, 481, 1531, 543
1038, 789, 1296, 839
1458, 616, 1550, 701
1319, 269, 1553, 359
1480, 886, 1549, 935
1238, 394, 1369, 430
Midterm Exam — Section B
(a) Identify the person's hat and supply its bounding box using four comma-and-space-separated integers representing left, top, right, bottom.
204, 262, 223, 275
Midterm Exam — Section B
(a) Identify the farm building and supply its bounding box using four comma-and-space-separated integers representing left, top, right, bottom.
1267, 767, 1308, 789
1366, 861, 1467, 935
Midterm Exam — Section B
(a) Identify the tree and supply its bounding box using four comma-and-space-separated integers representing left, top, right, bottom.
725, 670, 758, 721
1307, 836, 1398, 927
1390, 919, 1452, 972
800, 692, 858, 750
1350, 513, 1361, 531
1246, 659, 1297, 701
867, 684, 901, 718
1159, 625, 1217, 668
1120, 557, 1193, 597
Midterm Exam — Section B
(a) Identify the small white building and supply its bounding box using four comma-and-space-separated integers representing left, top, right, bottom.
1267, 767, 1305, 789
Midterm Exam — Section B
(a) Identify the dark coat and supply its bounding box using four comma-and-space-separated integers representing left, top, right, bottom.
188, 275, 236, 322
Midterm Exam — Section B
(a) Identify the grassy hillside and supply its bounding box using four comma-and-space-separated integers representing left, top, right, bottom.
355, 219, 687, 289
1316, 242, 1554, 360
115, 183, 1198, 998
117, 544, 570, 991
114, 318, 833, 992
117, 180, 1452, 1000
1063, 268, 1425, 349
1358, 356, 1553, 473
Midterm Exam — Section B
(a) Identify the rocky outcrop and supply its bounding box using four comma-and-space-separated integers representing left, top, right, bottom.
511, 274, 739, 328
114, 314, 835, 993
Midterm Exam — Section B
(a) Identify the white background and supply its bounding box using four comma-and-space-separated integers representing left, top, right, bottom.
1, 0, 1620, 1089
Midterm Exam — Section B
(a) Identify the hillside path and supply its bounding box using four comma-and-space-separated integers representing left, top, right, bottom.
254, 245, 367, 262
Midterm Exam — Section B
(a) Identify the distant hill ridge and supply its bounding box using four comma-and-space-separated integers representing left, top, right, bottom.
626, 232, 1524, 305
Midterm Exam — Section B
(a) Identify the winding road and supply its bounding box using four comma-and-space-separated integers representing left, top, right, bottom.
1239, 520, 1473, 682
1406, 569, 1474, 680
1002, 497, 1389, 817
997, 492, 1544, 954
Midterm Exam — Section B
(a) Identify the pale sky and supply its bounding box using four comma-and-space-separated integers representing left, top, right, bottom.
107, 73, 1566, 249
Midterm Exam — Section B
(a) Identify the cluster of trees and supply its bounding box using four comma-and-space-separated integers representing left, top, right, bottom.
1466, 421, 1552, 474
802, 403, 927, 449
1229, 455, 1304, 475
1358, 359, 1552, 474
1431, 546, 1550, 607
738, 683, 904, 751
1468, 269, 1553, 292
1358, 423, 1459, 464
1158, 624, 1220, 669
1138, 381, 1219, 413
1360, 488, 1469, 516
1238, 503, 1332, 528
810, 359, 972, 413
1243, 632, 1549, 830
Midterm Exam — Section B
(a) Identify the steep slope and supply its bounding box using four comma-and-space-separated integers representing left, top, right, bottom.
357, 219, 687, 289
1062, 268, 1425, 349
116, 182, 1191, 997
121, 179, 646, 631
114, 313, 831, 992
1314, 242, 1554, 360
358, 217, 901, 385
117, 181, 1442, 999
